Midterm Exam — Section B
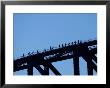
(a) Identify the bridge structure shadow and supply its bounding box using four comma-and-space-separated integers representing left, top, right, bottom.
14, 39, 97, 75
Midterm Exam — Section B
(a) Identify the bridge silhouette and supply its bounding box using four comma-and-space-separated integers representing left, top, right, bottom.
14, 39, 97, 75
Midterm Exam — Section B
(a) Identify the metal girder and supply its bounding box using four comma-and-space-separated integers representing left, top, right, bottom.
14, 39, 97, 75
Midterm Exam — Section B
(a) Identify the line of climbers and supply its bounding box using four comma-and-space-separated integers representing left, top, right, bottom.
20, 39, 94, 58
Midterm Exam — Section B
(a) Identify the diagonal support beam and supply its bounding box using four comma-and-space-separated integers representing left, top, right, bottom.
43, 60, 61, 75
82, 55, 97, 75
44, 65, 49, 75
34, 57, 61, 75
34, 64, 46, 75
91, 54, 97, 63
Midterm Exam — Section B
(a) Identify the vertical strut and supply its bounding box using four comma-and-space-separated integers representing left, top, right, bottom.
27, 59, 33, 75
81, 46, 95, 75
87, 59, 93, 75
27, 64, 33, 75
73, 56, 80, 75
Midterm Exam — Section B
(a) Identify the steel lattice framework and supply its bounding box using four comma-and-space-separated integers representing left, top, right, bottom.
14, 39, 97, 75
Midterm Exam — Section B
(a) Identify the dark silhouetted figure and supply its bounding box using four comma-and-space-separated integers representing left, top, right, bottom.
71, 42, 74, 45
68, 43, 70, 46
50, 46, 52, 50
37, 50, 39, 54
78, 40, 80, 44
74, 41, 77, 45
44, 49, 46, 52
80, 40, 82, 44
28, 52, 31, 56
62, 44, 64, 47
22, 54, 24, 57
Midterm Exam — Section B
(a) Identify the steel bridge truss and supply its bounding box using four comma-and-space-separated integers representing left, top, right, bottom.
14, 39, 97, 75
